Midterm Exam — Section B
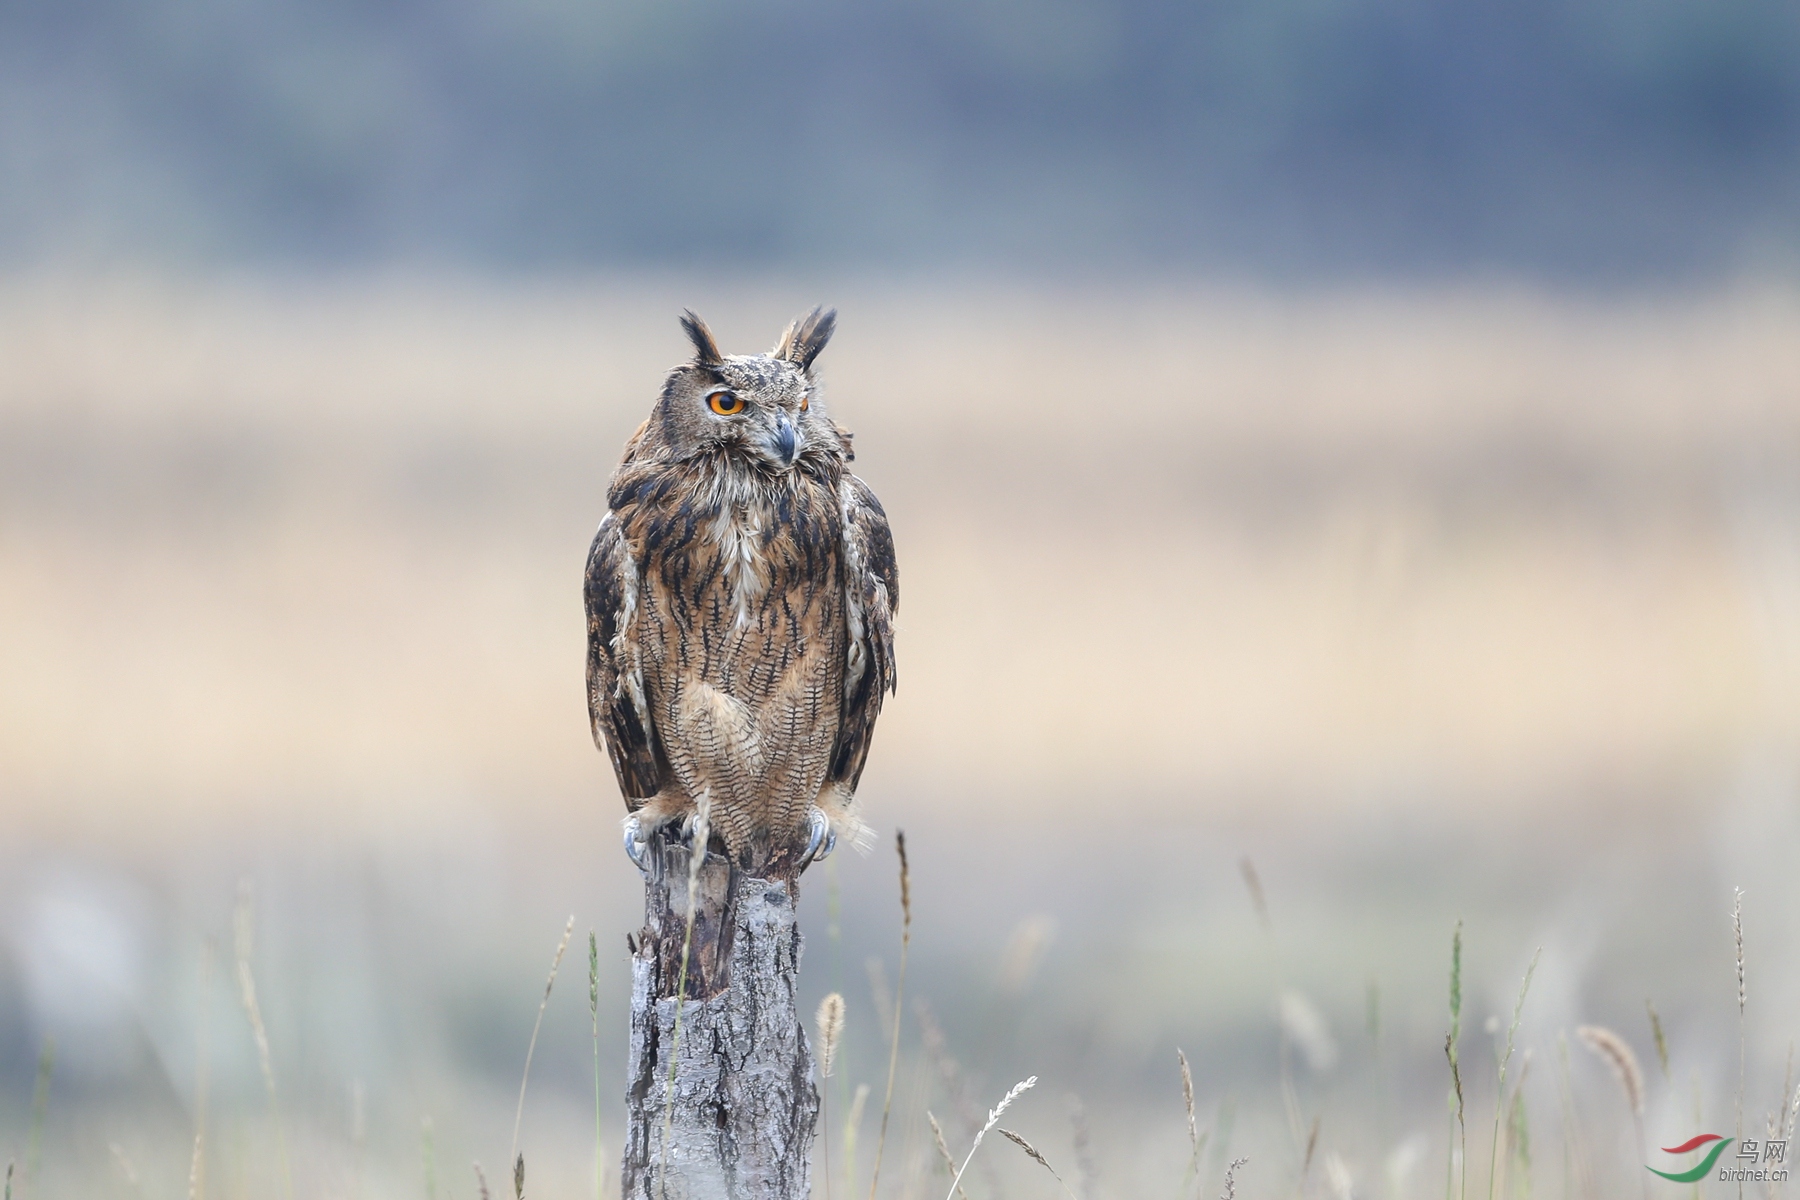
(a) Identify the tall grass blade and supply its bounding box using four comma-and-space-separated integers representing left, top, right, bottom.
1299, 1115, 1320, 1195
1734, 888, 1746, 1200
845, 1083, 870, 1199
868, 831, 911, 1200
818, 994, 846, 1200
1179, 1048, 1201, 1180
1577, 1025, 1646, 1200
927, 1112, 970, 1200
590, 930, 602, 1200
512, 915, 574, 1175
941, 1076, 1036, 1200
233, 884, 290, 1200
1488, 948, 1541, 1200
1506, 1054, 1533, 1200
1446, 919, 1465, 1200
24, 1037, 52, 1199
194, 939, 213, 1200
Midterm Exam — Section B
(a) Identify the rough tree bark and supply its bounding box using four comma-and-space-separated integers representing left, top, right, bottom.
622, 827, 818, 1200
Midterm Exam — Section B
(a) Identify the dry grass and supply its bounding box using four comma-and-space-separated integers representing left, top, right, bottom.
1179, 1047, 1202, 1178
867, 831, 911, 1200
511, 914, 574, 1183
926, 1112, 968, 1200
997, 1128, 1080, 1199
818, 993, 847, 1200
12, 786, 1800, 1200
1736, 885, 1749, 1168
940, 1076, 1036, 1200
1575, 1027, 1644, 1119
231, 884, 289, 1200
1487, 950, 1541, 1200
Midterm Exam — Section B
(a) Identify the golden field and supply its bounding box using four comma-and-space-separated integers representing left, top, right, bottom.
3, 279, 1795, 835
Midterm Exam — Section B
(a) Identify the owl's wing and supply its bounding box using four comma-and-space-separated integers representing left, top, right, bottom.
828, 475, 899, 791
585, 510, 662, 806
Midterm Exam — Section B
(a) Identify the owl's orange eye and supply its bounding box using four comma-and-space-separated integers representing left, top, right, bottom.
799, 394, 810, 412
707, 390, 744, 416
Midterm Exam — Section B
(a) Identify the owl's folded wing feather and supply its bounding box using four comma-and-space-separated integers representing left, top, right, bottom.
585, 510, 663, 805
829, 475, 899, 790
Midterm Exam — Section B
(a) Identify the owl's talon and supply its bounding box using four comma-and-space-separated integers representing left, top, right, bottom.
623, 816, 648, 872
799, 807, 834, 871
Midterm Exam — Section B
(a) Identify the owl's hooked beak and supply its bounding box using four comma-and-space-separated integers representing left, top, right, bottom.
768, 414, 798, 469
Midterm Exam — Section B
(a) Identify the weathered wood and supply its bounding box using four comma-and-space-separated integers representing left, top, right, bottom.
623, 828, 818, 1200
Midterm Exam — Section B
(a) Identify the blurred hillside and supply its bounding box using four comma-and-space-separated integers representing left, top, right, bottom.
3, 0, 1798, 276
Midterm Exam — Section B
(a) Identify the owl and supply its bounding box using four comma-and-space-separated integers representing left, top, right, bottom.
585, 308, 897, 875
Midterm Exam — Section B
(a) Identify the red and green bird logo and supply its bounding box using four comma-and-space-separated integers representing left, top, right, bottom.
1648, 1135, 1734, 1183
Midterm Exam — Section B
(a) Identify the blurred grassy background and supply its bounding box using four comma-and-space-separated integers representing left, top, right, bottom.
1, 276, 1797, 1197
6, 0, 1800, 1193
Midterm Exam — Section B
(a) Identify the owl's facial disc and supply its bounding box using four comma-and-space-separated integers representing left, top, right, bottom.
698, 356, 812, 473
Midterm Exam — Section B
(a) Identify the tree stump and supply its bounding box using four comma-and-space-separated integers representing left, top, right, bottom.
622, 827, 818, 1200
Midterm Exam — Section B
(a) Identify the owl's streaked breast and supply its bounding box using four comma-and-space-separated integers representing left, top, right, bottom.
623, 460, 850, 847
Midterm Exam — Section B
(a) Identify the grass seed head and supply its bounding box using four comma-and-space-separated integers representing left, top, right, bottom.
896, 831, 911, 934
1576, 1025, 1645, 1116
1733, 888, 1746, 1014
1450, 918, 1464, 1032
1646, 999, 1669, 1079
1179, 1048, 1199, 1153
998, 1130, 1080, 1200
817, 993, 846, 1078
1221, 1156, 1248, 1200
928, 1112, 970, 1200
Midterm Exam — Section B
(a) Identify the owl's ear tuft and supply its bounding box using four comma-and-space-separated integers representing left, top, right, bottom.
679, 310, 724, 367
773, 307, 836, 371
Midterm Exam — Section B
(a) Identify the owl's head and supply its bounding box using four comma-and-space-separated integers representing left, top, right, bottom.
647, 308, 843, 475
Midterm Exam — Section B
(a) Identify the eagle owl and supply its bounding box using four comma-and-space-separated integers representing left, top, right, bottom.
585, 308, 897, 874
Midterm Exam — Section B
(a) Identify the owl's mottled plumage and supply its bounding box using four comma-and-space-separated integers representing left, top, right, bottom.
585, 309, 897, 872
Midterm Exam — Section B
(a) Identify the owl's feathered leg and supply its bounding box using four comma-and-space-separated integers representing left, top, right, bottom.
622, 790, 710, 872
621, 788, 697, 871
812, 781, 876, 856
